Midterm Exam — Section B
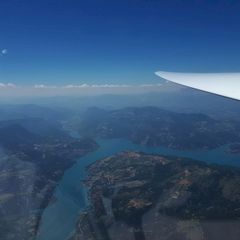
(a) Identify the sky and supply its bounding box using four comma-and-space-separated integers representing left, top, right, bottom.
1, 0, 240, 92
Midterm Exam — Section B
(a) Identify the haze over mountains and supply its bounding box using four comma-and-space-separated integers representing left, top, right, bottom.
1, 87, 240, 120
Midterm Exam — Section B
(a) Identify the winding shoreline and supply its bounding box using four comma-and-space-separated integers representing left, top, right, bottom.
37, 138, 240, 240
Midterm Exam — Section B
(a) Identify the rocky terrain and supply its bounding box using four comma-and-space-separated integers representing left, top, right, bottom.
71, 152, 240, 240
0, 120, 98, 240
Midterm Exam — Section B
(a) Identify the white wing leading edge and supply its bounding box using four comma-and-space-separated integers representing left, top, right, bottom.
155, 71, 240, 101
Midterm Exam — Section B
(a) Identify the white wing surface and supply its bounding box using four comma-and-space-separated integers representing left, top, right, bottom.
155, 71, 240, 100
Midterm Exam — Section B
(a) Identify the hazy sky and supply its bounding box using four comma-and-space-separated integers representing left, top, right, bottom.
1, 0, 240, 88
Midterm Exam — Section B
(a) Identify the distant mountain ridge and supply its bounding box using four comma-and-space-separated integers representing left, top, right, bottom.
80, 107, 240, 150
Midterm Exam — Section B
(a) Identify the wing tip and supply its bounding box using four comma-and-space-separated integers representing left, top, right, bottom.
155, 71, 173, 81
154, 70, 240, 101
155, 71, 166, 77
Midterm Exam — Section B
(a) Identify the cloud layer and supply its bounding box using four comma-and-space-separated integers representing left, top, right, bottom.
0, 82, 178, 98
32, 83, 163, 89
0, 83, 16, 88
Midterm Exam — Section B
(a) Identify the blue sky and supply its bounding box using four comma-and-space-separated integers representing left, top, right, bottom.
1, 0, 240, 86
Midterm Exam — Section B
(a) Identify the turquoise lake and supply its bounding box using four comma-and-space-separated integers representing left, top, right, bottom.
37, 138, 240, 240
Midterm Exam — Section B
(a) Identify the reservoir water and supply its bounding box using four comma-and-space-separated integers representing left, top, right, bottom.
37, 138, 240, 240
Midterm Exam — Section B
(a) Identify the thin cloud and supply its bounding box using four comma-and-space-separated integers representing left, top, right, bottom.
0, 83, 16, 88
35, 83, 135, 89
0, 82, 174, 98
4, 83, 164, 90
63, 84, 90, 88
91, 84, 132, 88
34, 84, 57, 89
140, 83, 162, 87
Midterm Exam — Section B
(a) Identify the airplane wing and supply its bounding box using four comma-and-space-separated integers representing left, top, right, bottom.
155, 71, 240, 101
